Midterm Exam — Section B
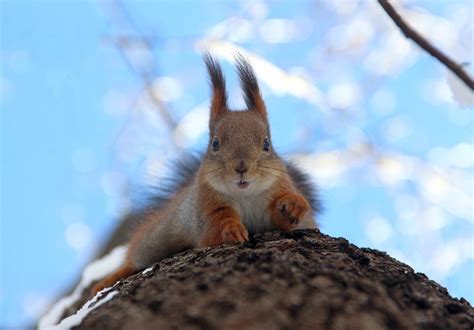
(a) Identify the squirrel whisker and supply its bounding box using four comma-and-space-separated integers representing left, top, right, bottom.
258, 165, 289, 174
202, 167, 225, 175
256, 168, 281, 178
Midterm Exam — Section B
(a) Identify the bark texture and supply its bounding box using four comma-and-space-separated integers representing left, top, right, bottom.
67, 229, 472, 330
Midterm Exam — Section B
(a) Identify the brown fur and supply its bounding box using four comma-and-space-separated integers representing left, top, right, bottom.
91, 54, 318, 296
198, 179, 249, 247
92, 262, 136, 294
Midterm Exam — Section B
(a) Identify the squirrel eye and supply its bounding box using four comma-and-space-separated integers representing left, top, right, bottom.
263, 137, 270, 152
212, 137, 220, 152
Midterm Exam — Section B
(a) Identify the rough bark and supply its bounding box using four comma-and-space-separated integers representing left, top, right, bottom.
60, 229, 473, 330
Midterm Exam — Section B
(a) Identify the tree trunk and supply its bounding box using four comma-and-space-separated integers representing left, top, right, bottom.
51, 229, 473, 329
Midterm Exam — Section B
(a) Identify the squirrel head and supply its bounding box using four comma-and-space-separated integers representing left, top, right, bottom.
201, 54, 282, 195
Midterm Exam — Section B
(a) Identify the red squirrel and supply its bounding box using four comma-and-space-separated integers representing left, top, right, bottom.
92, 54, 320, 294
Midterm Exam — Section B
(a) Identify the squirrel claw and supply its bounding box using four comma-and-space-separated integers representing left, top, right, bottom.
222, 222, 249, 244
274, 193, 310, 228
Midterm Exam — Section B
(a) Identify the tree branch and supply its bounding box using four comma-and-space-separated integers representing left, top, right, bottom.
45, 230, 473, 329
378, 0, 474, 90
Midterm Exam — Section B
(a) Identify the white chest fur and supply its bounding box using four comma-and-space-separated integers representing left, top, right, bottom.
231, 193, 273, 234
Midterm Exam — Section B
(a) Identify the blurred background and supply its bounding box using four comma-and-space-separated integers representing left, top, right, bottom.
1, 0, 473, 327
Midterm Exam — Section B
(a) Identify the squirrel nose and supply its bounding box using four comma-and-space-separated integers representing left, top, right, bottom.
234, 160, 248, 174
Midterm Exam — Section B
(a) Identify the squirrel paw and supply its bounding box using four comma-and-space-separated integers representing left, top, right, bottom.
274, 193, 310, 228
221, 221, 249, 244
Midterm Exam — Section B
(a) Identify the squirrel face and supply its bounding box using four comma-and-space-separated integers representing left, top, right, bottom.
201, 54, 283, 195
204, 110, 280, 195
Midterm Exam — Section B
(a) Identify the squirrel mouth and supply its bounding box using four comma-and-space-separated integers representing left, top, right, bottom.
237, 179, 249, 189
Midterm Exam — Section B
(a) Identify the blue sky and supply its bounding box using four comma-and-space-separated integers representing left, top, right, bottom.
1, 0, 473, 327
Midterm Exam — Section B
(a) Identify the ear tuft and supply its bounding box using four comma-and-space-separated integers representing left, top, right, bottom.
235, 54, 267, 118
203, 52, 228, 126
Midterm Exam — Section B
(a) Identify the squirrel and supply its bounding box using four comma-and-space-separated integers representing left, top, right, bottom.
92, 54, 321, 295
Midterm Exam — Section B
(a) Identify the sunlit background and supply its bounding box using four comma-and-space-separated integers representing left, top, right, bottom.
1, 0, 473, 327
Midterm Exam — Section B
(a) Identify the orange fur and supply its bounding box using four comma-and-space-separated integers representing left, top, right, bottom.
129, 209, 163, 252
204, 52, 228, 127
270, 192, 310, 231
91, 209, 163, 296
88, 55, 318, 298
91, 261, 136, 295
198, 182, 248, 247
210, 87, 228, 123
269, 178, 311, 231
251, 90, 267, 118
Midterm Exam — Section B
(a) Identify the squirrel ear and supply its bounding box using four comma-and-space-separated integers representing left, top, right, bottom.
235, 54, 267, 119
203, 53, 228, 127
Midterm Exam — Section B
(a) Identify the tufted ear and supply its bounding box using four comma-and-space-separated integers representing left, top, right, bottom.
235, 54, 267, 119
203, 53, 228, 128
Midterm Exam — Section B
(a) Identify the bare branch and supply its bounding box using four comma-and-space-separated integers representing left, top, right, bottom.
101, 0, 178, 129
110, 37, 178, 129
378, 0, 474, 91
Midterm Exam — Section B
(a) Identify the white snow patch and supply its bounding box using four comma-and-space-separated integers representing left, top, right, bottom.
172, 102, 209, 148
195, 40, 326, 110
38, 245, 127, 329
50, 290, 118, 330
446, 70, 474, 107
142, 266, 154, 275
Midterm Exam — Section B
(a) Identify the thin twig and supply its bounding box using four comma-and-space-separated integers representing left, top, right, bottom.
101, 0, 178, 129
378, 0, 474, 90
108, 38, 177, 129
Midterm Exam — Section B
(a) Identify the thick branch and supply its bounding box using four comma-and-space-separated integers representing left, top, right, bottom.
48, 230, 473, 329
378, 0, 474, 90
